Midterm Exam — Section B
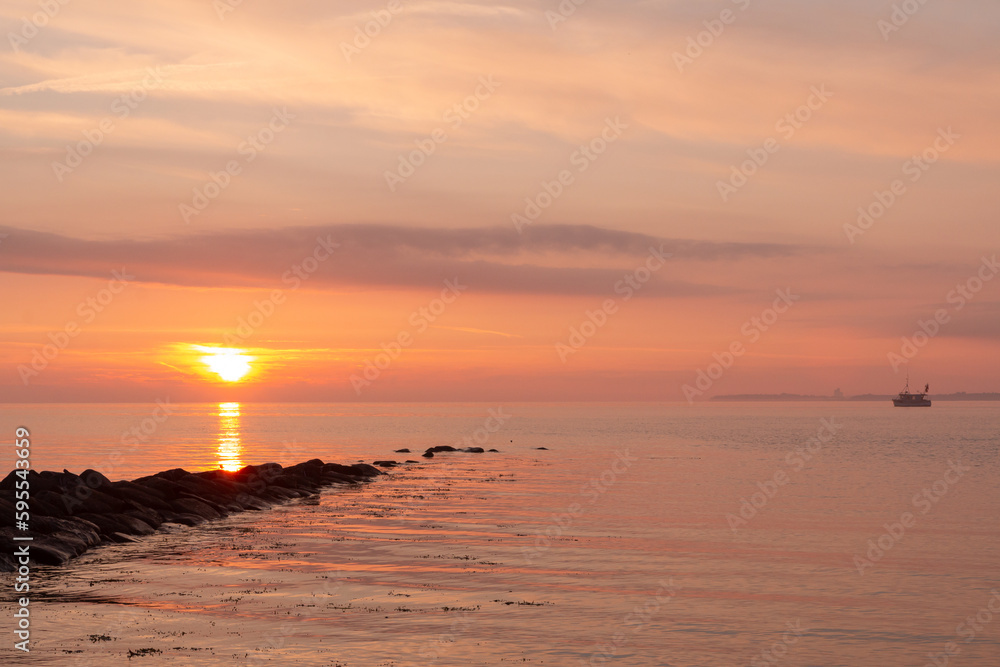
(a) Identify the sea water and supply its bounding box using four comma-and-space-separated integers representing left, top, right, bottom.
1, 402, 998, 665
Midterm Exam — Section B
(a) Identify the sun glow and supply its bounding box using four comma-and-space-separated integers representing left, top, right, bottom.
197, 347, 254, 382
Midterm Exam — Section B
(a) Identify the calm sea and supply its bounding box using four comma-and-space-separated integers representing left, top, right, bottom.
1, 402, 998, 666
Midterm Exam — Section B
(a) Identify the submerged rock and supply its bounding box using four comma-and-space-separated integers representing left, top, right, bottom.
0, 458, 385, 571
422, 444, 496, 457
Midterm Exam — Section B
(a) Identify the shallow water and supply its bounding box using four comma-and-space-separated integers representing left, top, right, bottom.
2, 402, 999, 665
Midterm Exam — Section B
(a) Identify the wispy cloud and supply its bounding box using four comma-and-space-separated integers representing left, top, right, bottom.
431, 325, 523, 338
0, 223, 807, 296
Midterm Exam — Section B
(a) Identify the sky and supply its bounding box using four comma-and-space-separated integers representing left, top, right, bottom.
1, 0, 998, 402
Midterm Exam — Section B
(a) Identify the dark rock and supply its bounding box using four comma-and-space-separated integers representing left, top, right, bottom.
133, 476, 191, 499
0, 498, 13, 527
76, 513, 134, 538
105, 482, 174, 512
321, 471, 359, 485
322, 463, 364, 478
488, 449, 499, 453
123, 502, 165, 530
0, 470, 20, 491
169, 497, 223, 521
174, 475, 240, 504
426, 445, 458, 454
73, 489, 132, 515
535, 447, 549, 450
117, 515, 156, 536
29, 470, 68, 494
230, 494, 271, 511
422, 451, 434, 458
33, 516, 102, 547
394, 448, 411, 453
30, 491, 72, 517
373, 460, 399, 468
30, 540, 75, 565
79, 469, 113, 491
235, 462, 283, 482
154, 468, 193, 482
76, 512, 155, 538
272, 473, 319, 492
463, 447, 485, 453
110, 532, 142, 543
350, 463, 384, 477
159, 512, 206, 527
180, 493, 230, 516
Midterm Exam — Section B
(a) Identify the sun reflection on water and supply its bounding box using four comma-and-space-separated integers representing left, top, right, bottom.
216, 402, 244, 472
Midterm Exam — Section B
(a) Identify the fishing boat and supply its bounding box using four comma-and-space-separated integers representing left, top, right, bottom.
892, 375, 931, 407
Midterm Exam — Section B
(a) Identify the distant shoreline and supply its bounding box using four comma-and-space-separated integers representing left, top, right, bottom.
710, 393, 1000, 402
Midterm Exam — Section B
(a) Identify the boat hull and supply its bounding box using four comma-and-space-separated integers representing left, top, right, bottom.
892, 398, 931, 407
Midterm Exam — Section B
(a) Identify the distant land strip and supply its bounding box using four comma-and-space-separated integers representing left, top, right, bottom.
711, 393, 1000, 401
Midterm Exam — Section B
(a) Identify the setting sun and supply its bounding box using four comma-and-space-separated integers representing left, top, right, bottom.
197, 347, 254, 382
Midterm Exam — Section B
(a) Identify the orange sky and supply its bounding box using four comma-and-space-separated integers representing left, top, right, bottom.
1, 0, 998, 401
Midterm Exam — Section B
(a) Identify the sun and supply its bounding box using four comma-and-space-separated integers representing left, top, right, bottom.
198, 347, 253, 382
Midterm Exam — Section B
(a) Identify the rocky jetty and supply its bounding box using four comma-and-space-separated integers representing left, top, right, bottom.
0, 459, 383, 571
